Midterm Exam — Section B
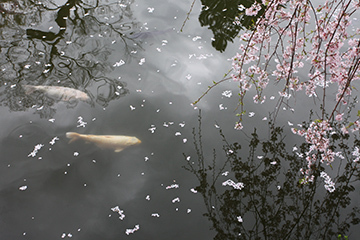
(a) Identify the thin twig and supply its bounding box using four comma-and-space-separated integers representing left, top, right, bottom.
180, 0, 196, 32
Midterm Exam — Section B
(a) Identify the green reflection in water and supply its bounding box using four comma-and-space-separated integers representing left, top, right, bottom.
185, 111, 360, 239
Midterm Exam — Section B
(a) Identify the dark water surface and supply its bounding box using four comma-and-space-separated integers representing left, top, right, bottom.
1, 0, 360, 239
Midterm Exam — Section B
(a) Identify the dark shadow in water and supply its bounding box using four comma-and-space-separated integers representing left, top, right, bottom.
198, 0, 265, 52
184, 112, 360, 239
0, 0, 150, 117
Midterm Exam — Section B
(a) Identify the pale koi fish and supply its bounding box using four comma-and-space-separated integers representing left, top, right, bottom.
66, 132, 141, 152
23, 85, 90, 102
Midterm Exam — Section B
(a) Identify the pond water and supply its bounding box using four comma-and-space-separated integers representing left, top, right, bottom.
1, 0, 360, 239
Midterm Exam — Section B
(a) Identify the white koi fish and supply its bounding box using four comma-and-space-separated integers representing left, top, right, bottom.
66, 132, 141, 152
23, 85, 90, 102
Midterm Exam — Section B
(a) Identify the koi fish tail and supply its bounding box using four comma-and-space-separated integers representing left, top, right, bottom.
23, 85, 36, 95
66, 132, 82, 143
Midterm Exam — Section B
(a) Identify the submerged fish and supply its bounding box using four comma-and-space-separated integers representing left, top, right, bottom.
66, 132, 141, 152
23, 85, 90, 102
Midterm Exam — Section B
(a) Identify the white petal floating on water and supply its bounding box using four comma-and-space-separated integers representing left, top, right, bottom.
113, 59, 125, 67
49, 136, 59, 145
288, 121, 294, 126
111, 206, 125, 220
237, 216, 243, 223
151, 213, 160, 217
172, 197, 180, 203
222, 90, 232, 98
28, 144, 44, 157
146, 195, 150, 201
249, 112, 255, 117
166, 184, 179, 190
187, 209, 192, 213
183, 138, 187, 143
130, 105, 136, 111
192, 36, 201, 41
222, 179, 244, 190
125, 225, 139, 235
73, 152, 79, 157
148, 125, 156, 133
49, 118, 55, 123
190, 188, 197, 193
175, 132, 181, 136
179, 122, 185, 127
222, 171, 229, 176
147, 7, 154, 13
139, 58, 145, 65
77, 116, 87, 128
19, 185, 27, 191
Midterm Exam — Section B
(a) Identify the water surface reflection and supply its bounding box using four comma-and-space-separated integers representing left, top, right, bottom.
185, 113, 360, 239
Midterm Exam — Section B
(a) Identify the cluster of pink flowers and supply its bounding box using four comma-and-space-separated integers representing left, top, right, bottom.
231, 0, 360, 190
320, 171, 336, 193
232, 0, 360, 120
292, 120, 335, 184
352, 146, 360, 163
245, 2, 262, 16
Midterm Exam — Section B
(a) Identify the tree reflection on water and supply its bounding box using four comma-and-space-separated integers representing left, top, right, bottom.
185, 112, 360, 239
198, 0, 264, 52
0, 0, 145, 117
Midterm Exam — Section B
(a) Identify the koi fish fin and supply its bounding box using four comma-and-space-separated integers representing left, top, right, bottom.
114, 148, 124, 152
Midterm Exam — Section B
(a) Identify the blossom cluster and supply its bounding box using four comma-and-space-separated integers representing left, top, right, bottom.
320, 171, 336, 193
231, 0, 360, 189
232, 0, 360, 120
292, 120, 335, 184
